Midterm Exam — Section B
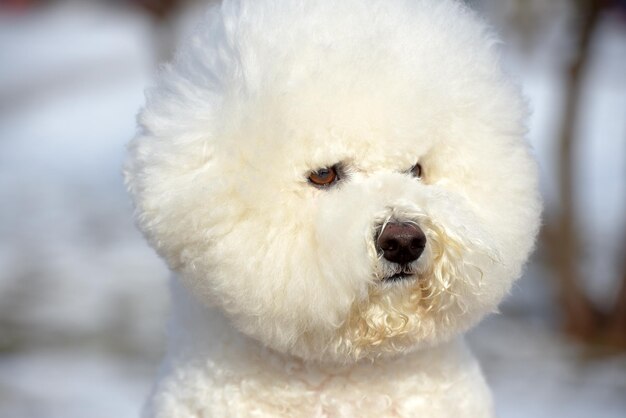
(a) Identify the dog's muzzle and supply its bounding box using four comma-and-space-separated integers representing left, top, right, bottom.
376, 222, 426, 265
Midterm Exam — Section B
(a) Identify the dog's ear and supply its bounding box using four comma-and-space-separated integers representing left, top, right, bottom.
124, 127, 216, 266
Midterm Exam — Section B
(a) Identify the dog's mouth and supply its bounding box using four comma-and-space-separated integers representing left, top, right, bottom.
383, 272, 414, 282
382, 267, 417, 283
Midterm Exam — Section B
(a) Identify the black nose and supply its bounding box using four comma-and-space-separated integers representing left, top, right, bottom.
376, 222, 426, 264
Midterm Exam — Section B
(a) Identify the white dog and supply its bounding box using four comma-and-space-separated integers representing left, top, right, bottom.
126, 0, 541, 416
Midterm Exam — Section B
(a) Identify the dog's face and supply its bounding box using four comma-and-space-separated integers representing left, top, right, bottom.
126, 0, 541, 362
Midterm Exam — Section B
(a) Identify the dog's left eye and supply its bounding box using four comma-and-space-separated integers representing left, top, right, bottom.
308, 166, 339, 187
410, 163, 423, 178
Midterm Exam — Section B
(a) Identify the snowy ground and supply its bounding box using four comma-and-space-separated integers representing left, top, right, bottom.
0, 2, 625, 417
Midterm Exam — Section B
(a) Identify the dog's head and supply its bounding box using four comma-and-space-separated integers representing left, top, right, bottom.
126, 0, 541, 362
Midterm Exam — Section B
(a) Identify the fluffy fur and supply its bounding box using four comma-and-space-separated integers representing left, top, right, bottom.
125, 0, 542, 416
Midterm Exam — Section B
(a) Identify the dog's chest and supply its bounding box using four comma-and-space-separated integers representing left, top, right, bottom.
147, 339, 494, 418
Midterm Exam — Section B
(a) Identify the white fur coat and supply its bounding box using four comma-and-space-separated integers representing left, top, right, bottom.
125, 0, 542, 416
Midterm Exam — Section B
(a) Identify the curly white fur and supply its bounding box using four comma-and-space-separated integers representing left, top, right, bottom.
125, 0, 542, 416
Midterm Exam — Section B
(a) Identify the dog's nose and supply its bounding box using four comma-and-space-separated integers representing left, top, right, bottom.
376, 222, 426, 264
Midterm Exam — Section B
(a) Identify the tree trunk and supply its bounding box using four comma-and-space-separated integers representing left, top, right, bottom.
552, 0, 602, 339
605, 242, 626, 347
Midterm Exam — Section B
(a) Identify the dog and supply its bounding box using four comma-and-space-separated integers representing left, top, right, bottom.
125, 0, 541, 416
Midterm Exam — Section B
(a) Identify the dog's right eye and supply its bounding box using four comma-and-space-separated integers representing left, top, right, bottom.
308, 166, 338, 187
410, 163, 423, 178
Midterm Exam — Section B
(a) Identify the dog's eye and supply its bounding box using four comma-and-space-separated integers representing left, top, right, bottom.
410, 163, 423, 178
308, 166, 338, 187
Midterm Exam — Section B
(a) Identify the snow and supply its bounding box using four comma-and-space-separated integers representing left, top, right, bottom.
0, 2, 624, 417
0, 348, 151, 418
470, 317, 626, 418
0, 5, 170, 415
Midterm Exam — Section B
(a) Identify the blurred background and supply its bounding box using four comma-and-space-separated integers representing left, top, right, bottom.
0, 0, 624, 417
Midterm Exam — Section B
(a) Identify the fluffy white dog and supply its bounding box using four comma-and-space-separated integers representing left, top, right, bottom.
126, 0, 541, 416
